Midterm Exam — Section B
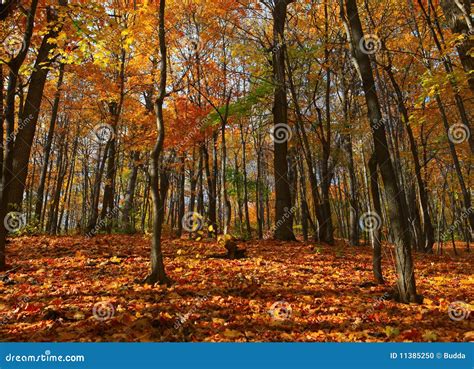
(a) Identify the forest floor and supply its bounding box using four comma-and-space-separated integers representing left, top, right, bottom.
0, 235, 472, 342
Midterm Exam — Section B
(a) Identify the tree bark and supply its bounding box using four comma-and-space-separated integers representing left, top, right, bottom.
440, 0, 474, 93
341, 0, 420, 303
122, 151, 140, 233
8, 1, 68, 209
369, 154, 384, 284
144, 0, 170, 285
34, 63, 65, 223
271, 0, 296, 240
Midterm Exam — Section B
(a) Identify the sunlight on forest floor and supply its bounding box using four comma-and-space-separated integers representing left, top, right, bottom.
0, 236, 472, 342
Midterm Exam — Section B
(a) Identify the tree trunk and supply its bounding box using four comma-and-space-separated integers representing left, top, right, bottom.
34, 63, 65, 223
144, 0, 170, 285
8, 2, 68, 209
122, 151, 140, 233
368, 154, 384, 284
341, 0, 420, 303
239, 122, 252, 237
440, 0, 474, 92
0, 0, 41, 271
177, 155, 185, 237
271, 0, 296, 240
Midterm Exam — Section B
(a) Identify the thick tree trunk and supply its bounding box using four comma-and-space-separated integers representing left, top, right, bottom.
341, 0, 420, 303
0, 0, 41, 271
100, 47, 125, 232
8, 2, 68, 209
272, 0, 296, 240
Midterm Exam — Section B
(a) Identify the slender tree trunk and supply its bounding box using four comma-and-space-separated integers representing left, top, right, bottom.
369, 154, 384, 284
177, 155, 185, 236
144, 0, 170, 285
34, 63, 65, 222
239, 122, 252, 237
122, 151, 140, 233
341, 0, 420, 302
440, 0, 473, 92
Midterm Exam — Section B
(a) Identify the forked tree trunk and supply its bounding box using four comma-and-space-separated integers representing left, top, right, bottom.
341, 0, 420, 303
